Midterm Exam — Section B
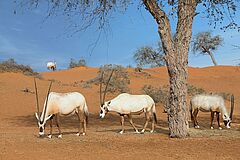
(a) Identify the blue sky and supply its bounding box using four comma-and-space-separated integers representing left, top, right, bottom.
0, 1, 240, 72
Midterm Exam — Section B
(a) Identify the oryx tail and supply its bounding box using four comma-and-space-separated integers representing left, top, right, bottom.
189, 101, 194, 121
152, 104, 157, 124
83, 102, 89, 124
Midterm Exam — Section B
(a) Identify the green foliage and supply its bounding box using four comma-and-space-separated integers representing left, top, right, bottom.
133, 45, 165, 68
69, 58, 87, 68
0, 58, 38, 76
192, 31, 223, 54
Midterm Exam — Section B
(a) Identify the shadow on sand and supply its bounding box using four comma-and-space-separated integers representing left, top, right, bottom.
7, 112, 170, 136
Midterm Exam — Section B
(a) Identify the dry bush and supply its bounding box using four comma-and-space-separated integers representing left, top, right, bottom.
69, 58, 87, 68
187, 85, 231, 101
187, 85, 206, 96
0, 58, 38, 76
134, 67, 142, 72
85, 64, 130, 93
142, 85, 169, 105
212, 92, 231, 101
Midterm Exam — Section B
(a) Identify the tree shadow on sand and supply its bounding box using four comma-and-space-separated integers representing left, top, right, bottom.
6, 112, 170, 136
8, 112, 239, 137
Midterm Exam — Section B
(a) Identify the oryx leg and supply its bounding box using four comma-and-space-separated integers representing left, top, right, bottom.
216, 112, 222, 130
150, 114, 155, 133
119, 114, 125, 134
210, 111, 215, 129
48, 116, 54, 138
141, 112, 150, 133
55, 114, 62, 138
127, 114, 139, 133
81, 111, 87, 136
76, 110, 86, 136
193, 109, 200, 128
75, 111, 81, 136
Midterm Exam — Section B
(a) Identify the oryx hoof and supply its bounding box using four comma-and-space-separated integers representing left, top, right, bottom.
135, 130, 140, 134
210, 126, 214, 130
140, 129, 145, 134
47, 135, 52, 139
76, 133, 80, 136
218, 127, 222, 130
150, 130, 154, 133
58, 134, 62, 138
119, 130, 124, 134
82, 133, 86, 136
194, 125, 200, 129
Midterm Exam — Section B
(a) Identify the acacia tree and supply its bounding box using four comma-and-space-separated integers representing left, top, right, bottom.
134, 45, 165, 68
19, 0, 239, 138
192, 32, 223, 66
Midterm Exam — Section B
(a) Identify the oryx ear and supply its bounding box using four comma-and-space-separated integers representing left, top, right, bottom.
35, 113, 39, 121
45, 114, 53, 121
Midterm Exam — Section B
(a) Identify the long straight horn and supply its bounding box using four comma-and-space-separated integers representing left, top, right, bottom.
230, 94, 234, 120
102, 69, 114, 103
99, 71, 104, 106
42, 81, 53, 121
34, 78, 40, 118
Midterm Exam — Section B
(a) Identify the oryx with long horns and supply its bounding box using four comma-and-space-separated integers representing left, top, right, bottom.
99, 70, 157, 134
34, 78, 89, 138
190, 94, 234, 129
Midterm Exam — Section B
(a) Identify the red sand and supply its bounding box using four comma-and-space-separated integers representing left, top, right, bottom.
0, 66, 240, 160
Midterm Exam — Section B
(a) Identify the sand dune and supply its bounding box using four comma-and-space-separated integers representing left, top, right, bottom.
0, 66, 240, 160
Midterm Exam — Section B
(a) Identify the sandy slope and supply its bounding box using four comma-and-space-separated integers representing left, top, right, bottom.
0, 66, 240, 160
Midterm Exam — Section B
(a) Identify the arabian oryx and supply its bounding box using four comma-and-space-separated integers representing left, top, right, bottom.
47, 61, 56, 71
190, 94, 234, 130
99, 70, 157, 134
34, 78, 89, 138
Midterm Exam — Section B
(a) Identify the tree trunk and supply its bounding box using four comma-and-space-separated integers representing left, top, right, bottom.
208, 51, 218, 66
143, 0, 197, 138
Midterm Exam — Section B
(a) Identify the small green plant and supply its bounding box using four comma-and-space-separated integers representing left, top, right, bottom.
0, 58, 38, 76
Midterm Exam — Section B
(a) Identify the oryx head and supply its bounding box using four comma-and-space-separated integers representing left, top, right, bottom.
223, 95, 234, 129
100, 101, 111, 118
223, 114, 231, 129
99, 69, 114, 119
34, 78, 53, 137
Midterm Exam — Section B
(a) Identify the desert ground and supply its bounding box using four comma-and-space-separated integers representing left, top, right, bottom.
0, 66, 240, 160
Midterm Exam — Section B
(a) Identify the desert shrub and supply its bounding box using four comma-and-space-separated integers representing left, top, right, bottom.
69, 58, 87, 68
126, 64, 133, 68
187, 85, 206, 96
99, 64, 130, 92
142, 85, 169, 105
85, 64, 130, 93
134, 67, 143, 72
0, 58, 38, 76
213, 92, 231, 101
187, 85, 231, 101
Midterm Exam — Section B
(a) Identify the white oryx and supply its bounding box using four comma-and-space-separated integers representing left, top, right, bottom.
47, 61, 56, 71
190, 94, 234, 129
99, 70, 157, 134
34, 78, 89, 138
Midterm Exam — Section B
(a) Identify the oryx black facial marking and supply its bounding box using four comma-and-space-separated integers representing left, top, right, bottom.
34, 78, 89, 138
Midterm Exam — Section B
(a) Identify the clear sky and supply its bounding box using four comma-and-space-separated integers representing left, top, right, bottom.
0, 1, 240, 72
